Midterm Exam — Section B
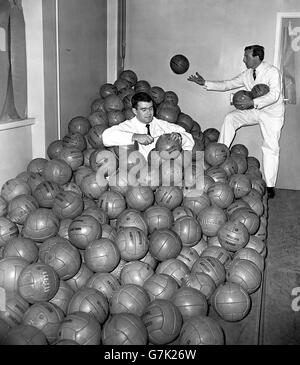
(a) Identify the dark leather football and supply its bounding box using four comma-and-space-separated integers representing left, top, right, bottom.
251, 83, 270, 98
232, 90, 254, 110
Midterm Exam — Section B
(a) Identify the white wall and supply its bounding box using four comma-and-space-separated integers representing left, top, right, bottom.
0, 120, 34, 188
107, 0, 119, 83
23, 0, 46, 158
0, 0, 44, 189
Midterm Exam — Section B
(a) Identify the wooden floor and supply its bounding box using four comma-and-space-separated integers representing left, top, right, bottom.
209, 189, 300, 345
259, 189, 300, 345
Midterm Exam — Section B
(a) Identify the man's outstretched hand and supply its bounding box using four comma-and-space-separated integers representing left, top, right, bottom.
187, 72, 205, 86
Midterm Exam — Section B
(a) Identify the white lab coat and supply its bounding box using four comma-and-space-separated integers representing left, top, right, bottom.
204, 61, 285, 187
102, 116, 195, 160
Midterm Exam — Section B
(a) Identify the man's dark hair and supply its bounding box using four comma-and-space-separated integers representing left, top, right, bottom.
131, 92, 153, 109
244, 45, 264, 61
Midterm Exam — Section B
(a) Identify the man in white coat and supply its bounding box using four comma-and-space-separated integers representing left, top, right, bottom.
102, 92, 195, 160
187, 45, 285, 199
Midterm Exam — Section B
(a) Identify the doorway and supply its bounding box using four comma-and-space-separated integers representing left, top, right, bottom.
274, 13, 300, 190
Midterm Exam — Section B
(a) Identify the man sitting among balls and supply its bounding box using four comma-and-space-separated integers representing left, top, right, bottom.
102, 92, 195, 161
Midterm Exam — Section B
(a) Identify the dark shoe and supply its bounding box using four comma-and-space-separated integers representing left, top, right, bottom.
267, 187, 275, 199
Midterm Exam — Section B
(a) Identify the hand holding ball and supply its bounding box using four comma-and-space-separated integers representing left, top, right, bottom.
232, 90, 254, 110
251, 84, 270, 99
233, 83, 269, 110
155, 133, 182, 160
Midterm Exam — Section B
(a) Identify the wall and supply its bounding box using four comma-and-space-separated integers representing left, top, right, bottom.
43, 0, 58, 147
24, 0, 46, 158
107, 0, 119, 83
42, 0, 108, 146
0, 120, 34, 188
0, 0, 108, 189
58, 0, 107, 137
124, 0, 300, 189
0, 0, 43, 189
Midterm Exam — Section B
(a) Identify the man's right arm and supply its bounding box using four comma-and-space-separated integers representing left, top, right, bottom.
132, 133, 154, 145
102, 122, 154, 146
188, 71, 245, 91
102, 122, 136, 146
204, 73, 245, 91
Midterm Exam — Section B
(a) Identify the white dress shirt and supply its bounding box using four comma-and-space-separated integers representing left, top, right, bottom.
102, 116, 195, 159
204, 61, 284, 117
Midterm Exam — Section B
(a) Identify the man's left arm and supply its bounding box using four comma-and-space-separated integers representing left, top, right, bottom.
253, 68, 282, 109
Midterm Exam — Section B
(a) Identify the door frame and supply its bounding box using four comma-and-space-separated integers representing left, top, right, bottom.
274, 12, 300, 190
274, 12, 300, 68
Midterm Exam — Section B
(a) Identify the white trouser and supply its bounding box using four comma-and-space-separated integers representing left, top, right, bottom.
218, 109, 284, 187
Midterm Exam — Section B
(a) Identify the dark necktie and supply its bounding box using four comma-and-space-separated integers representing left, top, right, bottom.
253, 69, 256, 80
146, 123, 151, 136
